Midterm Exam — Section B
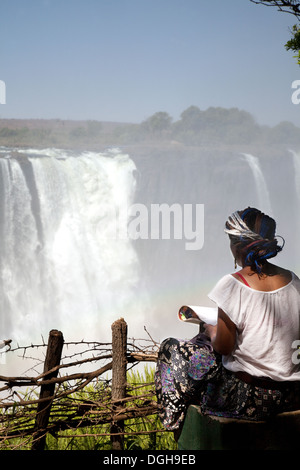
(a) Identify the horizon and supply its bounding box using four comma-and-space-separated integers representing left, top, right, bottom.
1, 0, 300, 128
0, 103, 299, 129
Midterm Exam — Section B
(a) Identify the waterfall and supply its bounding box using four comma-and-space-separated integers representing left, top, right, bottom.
288, 149, 300, 270
289, 149, 300, 201
0, 148, 146, 343
0, 144, 297, 352
242, 153, 272, 215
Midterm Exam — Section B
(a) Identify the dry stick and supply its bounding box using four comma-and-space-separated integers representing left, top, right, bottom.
0, 361, 113, 409
0, 325, 160, 449
31, 329, 64, 451
0, 353, 113, 385
0, 352, 153, 393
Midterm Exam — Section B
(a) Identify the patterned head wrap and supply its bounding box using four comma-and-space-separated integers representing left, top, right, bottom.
224, 208, 284, 273
224, 211, 264, 241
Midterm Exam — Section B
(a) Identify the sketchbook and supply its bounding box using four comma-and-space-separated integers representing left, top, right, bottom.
178, 305, 218, 325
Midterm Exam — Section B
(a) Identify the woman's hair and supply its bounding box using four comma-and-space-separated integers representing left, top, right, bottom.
224, 207, 284, 274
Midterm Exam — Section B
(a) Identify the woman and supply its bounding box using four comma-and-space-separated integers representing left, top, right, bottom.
155, 207, 300, 431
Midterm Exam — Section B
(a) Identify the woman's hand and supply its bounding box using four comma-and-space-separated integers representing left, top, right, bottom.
203, 309, 236, 355
203, 323, 217, 343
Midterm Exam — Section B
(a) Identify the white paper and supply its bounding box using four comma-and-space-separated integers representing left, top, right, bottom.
178, 305, 218, 325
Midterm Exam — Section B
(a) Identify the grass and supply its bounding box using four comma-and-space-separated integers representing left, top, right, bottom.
0, 365, 176, 451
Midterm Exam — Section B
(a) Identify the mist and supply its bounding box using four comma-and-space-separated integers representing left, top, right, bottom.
0, 108, 299, 375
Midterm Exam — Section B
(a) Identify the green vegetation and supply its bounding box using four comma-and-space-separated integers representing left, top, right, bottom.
0, 366, 176, 451
286, 23, 300, 64
250, 1, 300, 65
45, 366, 176, 451
1, 104, 300, 150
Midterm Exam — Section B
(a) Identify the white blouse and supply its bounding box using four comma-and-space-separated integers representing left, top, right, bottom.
208, 272, 300, 381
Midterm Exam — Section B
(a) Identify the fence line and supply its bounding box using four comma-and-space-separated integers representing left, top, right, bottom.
0, 318, 161, 450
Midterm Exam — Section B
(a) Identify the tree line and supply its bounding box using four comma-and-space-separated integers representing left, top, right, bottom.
0, 105, 299, 148
115, 106, 300, 146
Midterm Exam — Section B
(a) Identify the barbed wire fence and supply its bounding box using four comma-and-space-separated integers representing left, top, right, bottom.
0, 318, 164, 450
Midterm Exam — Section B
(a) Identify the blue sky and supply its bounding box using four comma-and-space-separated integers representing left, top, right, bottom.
1, 0, 300, 126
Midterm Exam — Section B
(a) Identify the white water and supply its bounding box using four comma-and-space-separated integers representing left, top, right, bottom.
0, 144, 299, 362
242, 153, 273, 215
289, 149, 300, 263
290, 149, 300, 202
0, 148, 148, 344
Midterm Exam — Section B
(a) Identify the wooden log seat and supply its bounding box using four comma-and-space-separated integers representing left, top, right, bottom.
177, 404, 300, 450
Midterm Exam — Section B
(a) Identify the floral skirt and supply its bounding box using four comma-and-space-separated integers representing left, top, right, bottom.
155, 335, 300, 430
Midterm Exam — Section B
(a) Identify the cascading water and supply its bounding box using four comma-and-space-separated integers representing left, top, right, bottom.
0, 148, 148, 345
241, 153, 272, 215
0, 143, 298, 365
287, 149, 300, 268
290, 149, 300, 201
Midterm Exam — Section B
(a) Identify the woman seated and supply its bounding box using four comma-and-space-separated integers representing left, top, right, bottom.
155, 207, 300, 431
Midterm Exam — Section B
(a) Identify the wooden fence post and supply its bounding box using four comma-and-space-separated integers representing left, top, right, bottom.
111, 318, 127, 450
32, 329, 64, 450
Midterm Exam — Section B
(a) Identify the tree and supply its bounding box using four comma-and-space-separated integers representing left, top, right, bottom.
285, 24, 300, 63
171, 106, 261, 145
268, 120, 300, 143
250, 1, 300, 19
178, 106, 203, 132
250, 1, 300, 64
141, 112, 173, 136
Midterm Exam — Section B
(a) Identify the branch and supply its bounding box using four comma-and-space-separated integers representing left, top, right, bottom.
249, 0, 300, 19
0, 329, 161, 449
0, 361, 113, 409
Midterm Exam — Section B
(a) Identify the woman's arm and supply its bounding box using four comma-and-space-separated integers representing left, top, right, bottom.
204, 308, 236, 355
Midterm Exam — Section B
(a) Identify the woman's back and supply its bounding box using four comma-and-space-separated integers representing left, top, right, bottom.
232, 263, 293, 292
156, 207, 300, 428
208, 270, 300, 381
